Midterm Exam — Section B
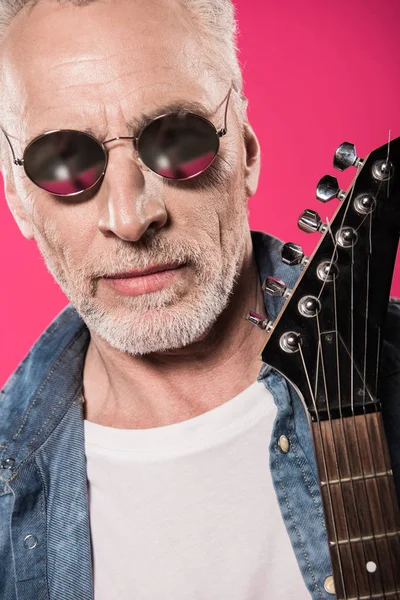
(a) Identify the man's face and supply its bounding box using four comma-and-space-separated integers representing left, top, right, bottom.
1, 0, 259, 356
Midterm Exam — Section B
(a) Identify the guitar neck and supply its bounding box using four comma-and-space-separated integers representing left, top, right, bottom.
311, 413, 400, 599
255, 136, 400, 597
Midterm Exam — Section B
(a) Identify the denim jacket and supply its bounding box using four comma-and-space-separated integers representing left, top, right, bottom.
0, 229, 399, 600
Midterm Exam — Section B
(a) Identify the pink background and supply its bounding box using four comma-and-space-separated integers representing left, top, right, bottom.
1, 0, 399, 387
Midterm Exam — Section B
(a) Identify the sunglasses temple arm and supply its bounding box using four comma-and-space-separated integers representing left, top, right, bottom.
218, 86, 233, 138
0, 126, 20, 165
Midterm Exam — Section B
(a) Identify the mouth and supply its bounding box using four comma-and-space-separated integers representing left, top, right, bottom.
101, 264, 187, 297
104, 262, 184, 279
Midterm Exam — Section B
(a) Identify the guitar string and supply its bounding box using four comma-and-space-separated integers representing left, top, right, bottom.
363, 215, 398, 593
315, 312, 361, 598
348, 241, 391, 598
313, 309, 358, 591
371, 134, 388, 402
352, 134, 400, 596
313, 162, 394, 596
375, 327, 381, 400
329, 239, 399, 599
358, 134, 400, 595
317, 165, 359, 303
324, 167, 395, 597
324, 139, 399, 597
330, 247, 375, 599
279, 139, 398, 596
299, 175, 360, 599
314, 238, 385, 599
325, 143, 399, 595
297, 343, 348, 599
351, 235, 390, 598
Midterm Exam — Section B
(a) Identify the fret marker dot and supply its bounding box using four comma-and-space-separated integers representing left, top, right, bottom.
366, 561, 377, 573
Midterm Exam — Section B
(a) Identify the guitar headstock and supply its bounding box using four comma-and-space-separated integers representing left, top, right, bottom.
250, 138, 400, 421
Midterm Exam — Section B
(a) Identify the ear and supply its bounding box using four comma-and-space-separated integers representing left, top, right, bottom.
1, 166, 35, 240
242, 120, 261, 198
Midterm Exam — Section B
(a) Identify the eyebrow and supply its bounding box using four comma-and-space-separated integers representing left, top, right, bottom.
28, 98, 216, 144
98, 99, 215, 141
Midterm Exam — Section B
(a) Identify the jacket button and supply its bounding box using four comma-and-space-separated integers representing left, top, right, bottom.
24, 535, 38, 550
278, 435, 290, 453
324, 575, 335, 594
1, 457, 15, 470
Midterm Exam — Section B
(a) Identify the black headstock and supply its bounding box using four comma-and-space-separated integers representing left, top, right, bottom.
255, 138, 400, 421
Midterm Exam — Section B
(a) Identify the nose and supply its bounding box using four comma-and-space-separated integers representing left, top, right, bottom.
97, 141, 168, 241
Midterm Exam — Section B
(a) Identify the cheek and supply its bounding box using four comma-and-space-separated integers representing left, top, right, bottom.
28, 186, 97, 244
162, 144, 245, 225
27, 199, 88, 274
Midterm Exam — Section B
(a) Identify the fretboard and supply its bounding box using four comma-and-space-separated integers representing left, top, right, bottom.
311, 413, 400, 599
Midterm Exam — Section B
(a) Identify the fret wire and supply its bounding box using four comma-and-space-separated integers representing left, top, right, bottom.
298, 344, 348, 598
321, 470, 393, 485
317, 314, 363, 597
330, 530, 400, 546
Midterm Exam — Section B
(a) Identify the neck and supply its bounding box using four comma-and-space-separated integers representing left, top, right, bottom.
82, 244, 267, 429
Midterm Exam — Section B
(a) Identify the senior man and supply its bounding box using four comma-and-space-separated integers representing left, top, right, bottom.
0, 1, 399, 599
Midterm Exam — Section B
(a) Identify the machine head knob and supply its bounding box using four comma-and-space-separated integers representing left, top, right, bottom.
298, 209, 327, 234
245, 311, 274, 331
262, 276, 290, 297
281, 242, 307, 266
316, 175, 346, 203
334, 142, 364, 171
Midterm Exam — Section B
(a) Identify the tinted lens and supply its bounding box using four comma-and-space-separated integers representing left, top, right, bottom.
23, 130, 106, 195
137, 113, 219, 179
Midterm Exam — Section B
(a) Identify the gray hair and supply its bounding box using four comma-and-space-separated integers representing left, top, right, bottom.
0, 0, 246, 178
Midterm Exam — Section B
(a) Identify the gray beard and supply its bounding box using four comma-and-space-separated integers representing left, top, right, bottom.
33, 219, 249, 357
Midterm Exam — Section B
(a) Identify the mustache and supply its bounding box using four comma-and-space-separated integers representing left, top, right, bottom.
89, 233, 207, 279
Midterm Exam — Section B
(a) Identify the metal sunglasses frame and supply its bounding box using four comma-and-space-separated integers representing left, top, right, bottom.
0, 86, 233, 197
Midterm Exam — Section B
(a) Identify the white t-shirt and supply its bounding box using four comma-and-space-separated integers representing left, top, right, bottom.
84, 380, 311, 599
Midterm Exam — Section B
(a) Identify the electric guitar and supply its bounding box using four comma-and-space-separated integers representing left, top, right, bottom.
247, 138, 400, 599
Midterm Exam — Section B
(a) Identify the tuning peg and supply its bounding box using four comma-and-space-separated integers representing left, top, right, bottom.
298, 209, 328, 234
316, 175, 346, 203
262, 276, 291, 298
281, 242, 309, 266
245, 311, 274, 332
333, 142, 364, 171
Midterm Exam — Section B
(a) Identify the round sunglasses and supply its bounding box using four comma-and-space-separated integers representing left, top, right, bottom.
0, 87, 232, 197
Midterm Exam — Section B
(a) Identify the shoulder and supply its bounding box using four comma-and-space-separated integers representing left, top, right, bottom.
0, 304, 89, 451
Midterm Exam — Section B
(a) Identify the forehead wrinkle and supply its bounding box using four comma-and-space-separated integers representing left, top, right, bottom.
22, 96, 220, 145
